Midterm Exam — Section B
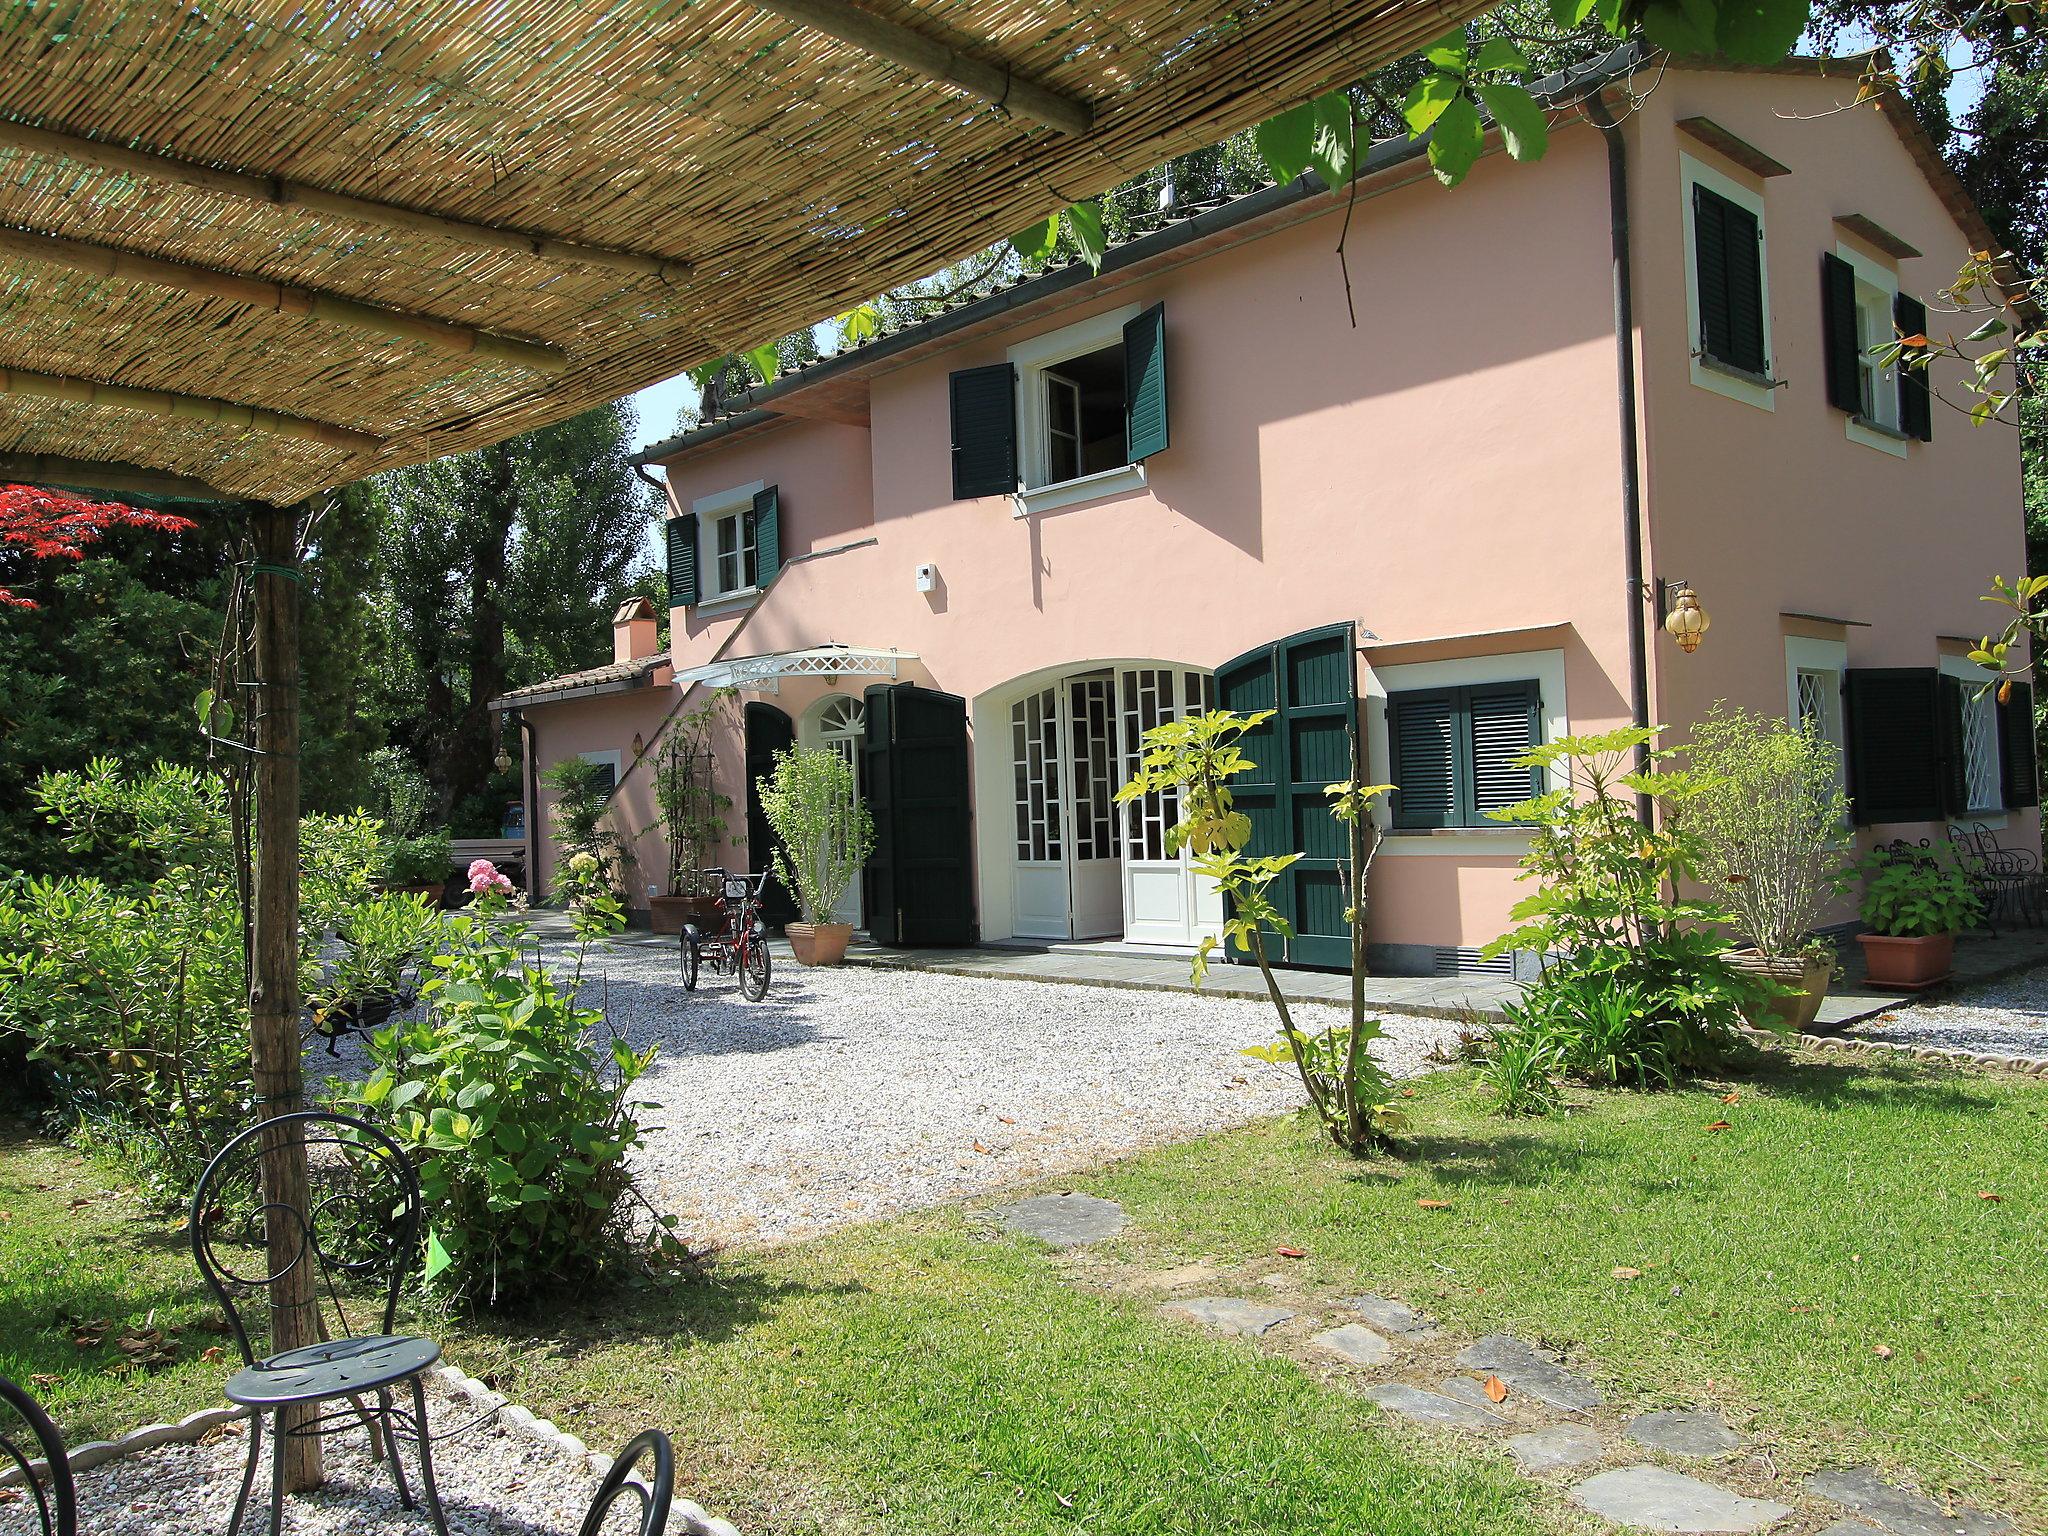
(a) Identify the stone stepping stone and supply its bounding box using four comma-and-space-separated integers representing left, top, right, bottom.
1571, 1466, 1792, 1533
1507, 1423, 1605, 1473
1456, 1334, 1602, 1412
1161, 1296, 1297, 1337
1627, 1409, 1743, 1457
1817, 1523, 1888, 1536
1437, 1376, 1516, 1412
992, 1193, 1127, 1246
1309, 1323, 1394, 1368
1363, 1382, 1509, 1433
1805, 1468, 2014, 1536
1346, 1294, 1435, 1335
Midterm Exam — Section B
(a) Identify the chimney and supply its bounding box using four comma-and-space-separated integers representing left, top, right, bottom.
612, 596, 659, 663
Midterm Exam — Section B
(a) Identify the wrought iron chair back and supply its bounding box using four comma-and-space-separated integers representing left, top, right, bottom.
576, 1430, 675, 1536
0, 1373, 76, 1536
189, 1111, 421, 1368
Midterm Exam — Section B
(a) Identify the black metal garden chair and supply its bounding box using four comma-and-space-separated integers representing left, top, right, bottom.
0, 1372, 76, 1536
578, 1431, 675, 1536
190, 1110, 448, 1536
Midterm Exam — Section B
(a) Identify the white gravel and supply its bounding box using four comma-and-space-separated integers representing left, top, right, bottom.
1847, 963, 2048, 1059
311, 931, 1462, 1249
0, 1379, 626, 1536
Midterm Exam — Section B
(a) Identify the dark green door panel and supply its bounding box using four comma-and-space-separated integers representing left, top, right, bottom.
863, 683, 976, 946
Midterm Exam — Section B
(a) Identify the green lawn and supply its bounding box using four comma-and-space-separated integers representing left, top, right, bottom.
4, 1049, 2043, 1533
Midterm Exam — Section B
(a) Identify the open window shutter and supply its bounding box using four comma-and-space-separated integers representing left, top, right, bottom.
1694, 186, 1766, 375
1123, 302, 1170, 462
1895, 292, 1933, 441
2000, 680, 2039, 808
1844, 668, 1943, 824
1937, 672, 1970, 816
1389, 690, 1459, 829
948, 363, 1016, 499
752, 485, 781, 584
1468, 680, 1543, 819
666, 512, 698, 607
1821, 252, 1863, 415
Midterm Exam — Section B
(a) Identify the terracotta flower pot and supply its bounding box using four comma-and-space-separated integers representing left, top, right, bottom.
1857, 931, 1955, 991
787, 921, 855, 966
1727, 949, 1834, 1032
649, 893, 722, 934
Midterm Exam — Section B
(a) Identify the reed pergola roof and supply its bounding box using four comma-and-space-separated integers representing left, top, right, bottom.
0, 0, 1493, 504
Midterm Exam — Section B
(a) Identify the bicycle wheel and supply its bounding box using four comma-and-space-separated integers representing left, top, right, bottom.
738, 935, 771, 1001
679, 936, 699, 992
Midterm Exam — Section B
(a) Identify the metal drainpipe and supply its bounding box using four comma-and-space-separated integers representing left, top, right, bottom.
1587, 92, 1654, 824
515, 711, 540, 899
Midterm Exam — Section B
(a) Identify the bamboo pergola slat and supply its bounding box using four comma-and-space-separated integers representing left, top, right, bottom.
0, 366, 383, 454
0, 0, 1501, 503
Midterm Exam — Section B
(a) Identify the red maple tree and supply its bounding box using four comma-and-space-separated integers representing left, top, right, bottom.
0, 483, 197, 609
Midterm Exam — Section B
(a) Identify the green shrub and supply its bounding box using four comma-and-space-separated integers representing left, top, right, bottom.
381, 829, 452, 887
757, 745, 875, 924
540, 757, 624, 892
30, 757, 230, 886
1478, 1017, 1565, 1117
347, 889, 676, 1303
1856, 846, 1983, 936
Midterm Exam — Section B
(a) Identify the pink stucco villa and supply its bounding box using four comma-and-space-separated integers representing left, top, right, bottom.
495, 49, 2035, 976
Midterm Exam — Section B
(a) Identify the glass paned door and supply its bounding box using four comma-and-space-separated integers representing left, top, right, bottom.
1118, 668, 1220, 947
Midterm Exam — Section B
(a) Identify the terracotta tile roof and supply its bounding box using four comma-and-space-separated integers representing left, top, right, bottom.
491, 651, 669, 710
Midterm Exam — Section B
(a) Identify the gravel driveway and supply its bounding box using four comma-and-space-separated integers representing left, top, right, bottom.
1847, 962, 2048, 1059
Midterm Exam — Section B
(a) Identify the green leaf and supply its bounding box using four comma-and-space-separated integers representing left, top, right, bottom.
1423, 29, 1468, 71
1471, 38, 1532, 75
1715, 0, 1811, 64
1641, 0, 1718, 55
1064, 201, 1106, 272
1427, 93, 1486, 186
519, 1183, 551, 1203
1478, 83, 1549, 163
834, 302, 881, 347
1549, 0, 1598, 25
1008, 215, 1060, 265
1402, 73, 1460, 136
1308, 92, 1356, 187
744, 340, 780, 383
1253, 101, 1317, 183
423, 1229, 452, 1282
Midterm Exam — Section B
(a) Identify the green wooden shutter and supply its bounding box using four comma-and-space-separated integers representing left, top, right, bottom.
1821, 252, 1863, 414
1937, 673, 1969, 817
861, 683, 975, 946
1468, 680, 1543, 819
1844, 668, 1944, 824
1123, 302, 1169, 462
1693, 185, 1765, 375
753, 484, 781, 584
1389, 690, 1458, 828
2000, 680, 2039, 808
949, 364, 1016, 499
1895, 292, 1932, 441
666, 512, 698, 607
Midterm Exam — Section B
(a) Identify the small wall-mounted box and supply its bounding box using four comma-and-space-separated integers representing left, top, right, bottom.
914, 562, 939, 593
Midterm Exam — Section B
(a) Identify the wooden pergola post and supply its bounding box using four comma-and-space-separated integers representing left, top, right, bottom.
247, 501, 323, 1492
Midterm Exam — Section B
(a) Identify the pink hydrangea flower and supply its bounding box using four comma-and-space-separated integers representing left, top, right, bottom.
467, 859, 513, 895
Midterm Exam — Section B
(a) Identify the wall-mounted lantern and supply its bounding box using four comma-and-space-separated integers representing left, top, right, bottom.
493, 747, 514, 775
632, 731, 647, 759
1660, 580, 1710, 654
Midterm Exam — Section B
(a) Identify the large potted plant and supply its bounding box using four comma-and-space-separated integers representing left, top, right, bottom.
380, 829, 452, 900
1676, 705, 1852, 1030
1855, 847, 1983, 989
757, 745, 875, 965
646, 695, 734, 934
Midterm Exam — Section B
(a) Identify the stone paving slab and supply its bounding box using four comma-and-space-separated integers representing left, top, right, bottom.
1160, 1296, 1298, 1337
1816, 1523, 1888, 1536
1308, 1323, 1394, 1368
1805, 1468, 2014, 1536
1345, 1294, 1435, 1336
1456, 1334, 1602, 1412
1507, 1423, 1606, 1474
991, 1193, 1128, 1246
1626, 1409, 1742, 1458
1363, 1383, 1509, 1433
1572, 1466, 1792, 1533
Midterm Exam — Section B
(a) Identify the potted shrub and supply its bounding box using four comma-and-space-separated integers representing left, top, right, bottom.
307, 891, 440, 1053
646, 695, 734, 934
1855, 846, 1984, 989
380, 829, 452, 899
1676, 705, 1852, 1031
757, 745, 875, 965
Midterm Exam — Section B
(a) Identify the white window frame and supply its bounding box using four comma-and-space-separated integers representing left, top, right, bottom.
577, 749, 623, 795
1940, 654, 2005, 822
1363, 648, 1568, 857
691, 479, 765, 611
1680, 153, 1776, 413
1785, 635, 1850, 830
1835, 241, 1909, 459
1007, 304, 1147, 519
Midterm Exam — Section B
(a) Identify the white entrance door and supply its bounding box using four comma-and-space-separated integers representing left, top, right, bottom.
808, 695, 866, 928
1065, 673, 1124, 940
1010, 685, 1069, 939
1118, 667, 1223, 947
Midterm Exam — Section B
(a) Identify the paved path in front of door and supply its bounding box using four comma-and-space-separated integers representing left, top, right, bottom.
989, 1193, 2019, 1536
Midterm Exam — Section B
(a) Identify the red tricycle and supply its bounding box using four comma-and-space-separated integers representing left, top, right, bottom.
679, 868, 773, 1001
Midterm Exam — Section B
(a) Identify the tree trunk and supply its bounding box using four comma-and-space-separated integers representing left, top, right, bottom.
447, 446, 516, 820
248, 502, 322, 1491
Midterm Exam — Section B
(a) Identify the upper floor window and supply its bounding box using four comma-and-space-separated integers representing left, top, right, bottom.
1682, 156, 1775, 410
948, 302, 1169, 516
666, 482, 781, 611
712, 503, 758, 597
1822, 246, 1932, 450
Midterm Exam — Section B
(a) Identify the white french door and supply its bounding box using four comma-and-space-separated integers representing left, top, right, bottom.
1118, 666, 1223, 948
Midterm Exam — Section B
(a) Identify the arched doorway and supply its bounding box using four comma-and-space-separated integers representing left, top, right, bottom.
800, 692, 867, 928
744, 701, 800, 926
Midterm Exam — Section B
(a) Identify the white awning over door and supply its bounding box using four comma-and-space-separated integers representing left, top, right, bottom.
672, 646, 914, 695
